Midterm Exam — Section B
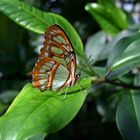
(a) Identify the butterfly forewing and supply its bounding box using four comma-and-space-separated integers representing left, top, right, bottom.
40, 25, 75, 65
32, 25, 77, 91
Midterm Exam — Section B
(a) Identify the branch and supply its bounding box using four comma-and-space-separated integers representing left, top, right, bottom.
105, 78, 140, 89
91, 77, 140, 90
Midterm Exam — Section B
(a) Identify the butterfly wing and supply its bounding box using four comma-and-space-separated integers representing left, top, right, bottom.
32, 25, 77, 91
52, 63, 71, 91
32, 57, 71, 91
40, 25, 73, 60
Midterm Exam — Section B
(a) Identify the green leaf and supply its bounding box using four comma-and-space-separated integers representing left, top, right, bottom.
106, 30, 138, 60
0, 0, 83, 57
107, 32, 140, 68
0, 78, 91, 140
116, 90, 140, 140
85, 31, 110, 62
93, 66, 106, 77
129, 23, 140, 30
85, 3, 128, 36
96, 91, 119, 122
107, 39, 140, 79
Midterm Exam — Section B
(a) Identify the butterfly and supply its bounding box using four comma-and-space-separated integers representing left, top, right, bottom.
32, 25, 79, 91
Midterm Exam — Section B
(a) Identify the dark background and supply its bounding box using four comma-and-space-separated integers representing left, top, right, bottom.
1, 0, 136, 139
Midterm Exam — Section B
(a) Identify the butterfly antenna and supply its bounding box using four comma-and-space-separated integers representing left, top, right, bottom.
87, 55, 94, 65
63, 87, 68, 99
85, 55, 95, 74
58, 87, 68, 99
77, 54, 95, 76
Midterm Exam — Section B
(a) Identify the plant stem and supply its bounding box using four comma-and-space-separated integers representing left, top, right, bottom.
91, 76, 140, 90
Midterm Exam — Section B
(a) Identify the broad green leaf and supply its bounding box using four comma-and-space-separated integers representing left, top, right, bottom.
107, 32, 140, 68
0, 78, 91, 140
96, 91, 119, 122
0, 0, 83, 57
93, 66, 106, 77
85, 3, 128, 36
129, 23, 140, 30
107, 39, 140, 79
106, 30, 138, 60
118, 75, 134, 85
85, 31, 110, 62
116, 90, 140, 140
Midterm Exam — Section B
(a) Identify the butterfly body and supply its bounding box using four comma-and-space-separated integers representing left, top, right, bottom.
32, 25, 77, 91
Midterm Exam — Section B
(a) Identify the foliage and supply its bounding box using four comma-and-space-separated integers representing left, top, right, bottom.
0, 0, 140, 140
85, 0, 128, 36
116, 90, 140, 140
0, 79, 91, 140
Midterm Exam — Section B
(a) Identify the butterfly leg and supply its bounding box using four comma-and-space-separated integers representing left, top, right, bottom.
57, 87, 68, 100
63, 87, 68, 99
58, 89, 63, 95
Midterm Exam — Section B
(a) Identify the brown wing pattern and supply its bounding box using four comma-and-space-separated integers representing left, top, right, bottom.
32, 25, 77, 91
32, 57, 59, 91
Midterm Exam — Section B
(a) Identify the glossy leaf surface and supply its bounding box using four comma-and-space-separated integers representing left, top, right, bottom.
85, 31, 110, 62
0, 0, 83, 57
0, 78, 91, 140
116, 91, 140, 140
85, 2, 128, 36
107, 32, 140, 68
107, 39, 140, 79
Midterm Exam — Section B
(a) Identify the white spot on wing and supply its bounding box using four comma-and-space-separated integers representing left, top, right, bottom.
40, 85, 46, 91
62, 44, 69, 51
50, 31, 55, 35
48, 40, 51, 44
44, 52, 49, 57
39, 79, 47, 85
39, 69, 46, 73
